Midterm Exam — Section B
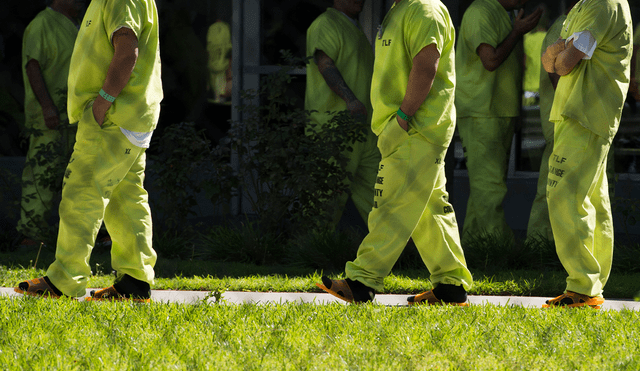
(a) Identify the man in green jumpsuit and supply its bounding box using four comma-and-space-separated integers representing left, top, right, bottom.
526, 0, 617, 243
317, 0, 473, 305
541, 0, 632, 308
15, 0, 163, 302
455, 0, 542, 243
17, 0, 83, 244
526, 4, 574, 243
305, 0, 380, 227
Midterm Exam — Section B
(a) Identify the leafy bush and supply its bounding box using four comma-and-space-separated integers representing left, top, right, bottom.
285, 228, 362, 270
203, 51, 367, 237
147, 122, 214, 230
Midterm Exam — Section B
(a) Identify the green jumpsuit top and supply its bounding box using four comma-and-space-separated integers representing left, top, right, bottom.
523, 30, 546, 93
539, 15, 566, 124
305, 8, 374, 129
371, 0, 456, 147
455, 0, 522, 118
550, 0, 632, 141
67, 0, 163, 133
22, 7, 78, 130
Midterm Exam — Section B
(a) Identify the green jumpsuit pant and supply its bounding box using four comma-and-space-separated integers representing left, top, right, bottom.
527, 120, 615, 242
46, 105, 156, 297
457, 116, 515, 242
548, 117, 612, 297
346, 119, 473, 292
18, 126, 76, 239
332, 129, 380, 226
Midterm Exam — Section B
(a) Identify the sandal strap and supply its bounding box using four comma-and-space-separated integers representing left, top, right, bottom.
408, 290, 468, 306
14, 277, 62, 298
87, 286, 151, 303
316, 279, 355, 303
543, 291, 604, 308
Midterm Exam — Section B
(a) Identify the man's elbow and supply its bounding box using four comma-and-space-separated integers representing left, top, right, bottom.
481, 59, 499, 72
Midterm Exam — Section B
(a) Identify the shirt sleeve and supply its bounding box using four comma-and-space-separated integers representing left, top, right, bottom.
567, 31, 597, 59
461, 7, 500, 52
405, 2, 443, 59
23, 18, 48, 67
568, 0, 614, 49
307, 16, 340, 61
103, 0, 145, 41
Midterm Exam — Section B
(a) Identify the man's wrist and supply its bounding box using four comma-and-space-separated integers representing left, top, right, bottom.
397, 108, 412, 122
99, 88, 116, 103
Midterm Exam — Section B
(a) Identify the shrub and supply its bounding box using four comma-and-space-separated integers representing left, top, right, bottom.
203, 51, 367, 238
147, 122, 214, 230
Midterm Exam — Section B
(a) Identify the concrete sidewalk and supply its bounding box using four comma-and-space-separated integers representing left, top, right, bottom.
2, 287, 639, 310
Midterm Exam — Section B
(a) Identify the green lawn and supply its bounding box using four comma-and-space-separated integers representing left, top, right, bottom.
1, 297, 639, 370
2, 243, 640, 370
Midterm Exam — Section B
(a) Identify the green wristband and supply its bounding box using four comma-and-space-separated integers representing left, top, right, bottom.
397, 108, 411, 121
99, 88, 116, 103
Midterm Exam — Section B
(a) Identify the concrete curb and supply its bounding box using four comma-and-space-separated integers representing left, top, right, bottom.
2, 287, 639, 310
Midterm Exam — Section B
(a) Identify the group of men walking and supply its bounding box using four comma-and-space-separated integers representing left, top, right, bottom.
13, 0, 635, 309
311, 0, 634, 309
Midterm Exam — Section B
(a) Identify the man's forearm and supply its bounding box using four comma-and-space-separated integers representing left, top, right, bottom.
553, 39, 586, 76
102, 30, 138, 98
93, 28, 138, 124
397, 44, 439, 130
25, 59, 55, 110
478, 30, 522, 72
542, 39, 567, 73
315, 50, 358, 104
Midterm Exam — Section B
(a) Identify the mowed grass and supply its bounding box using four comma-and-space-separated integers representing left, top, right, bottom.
3, 263, 640, 299
1, 296, 639, 370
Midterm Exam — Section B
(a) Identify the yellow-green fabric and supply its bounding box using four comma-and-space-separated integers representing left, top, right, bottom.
539, 16, 566, 133
550, 0, 633, 142
207, 21, 232, 104
528, 15, 617, 241
19, 7, 78, 239
370, 0, 456, 146
333, 130, 380, 224
548, 117, 612, 297
547, 0, 632, 298
67, 0, 162, 132
346, 121, 472, 292
523, 30, 546, 93
457, 116, 514, 241
17, 126, 76, 239
526, 15, 566, 241
455, 0, 523, 241
47, 105, 156, 297
346, 0, 471, 292
22, 7, 78, 128
455, 0, 522, 118
305, 8, 380, 225
306, 7, 374, 130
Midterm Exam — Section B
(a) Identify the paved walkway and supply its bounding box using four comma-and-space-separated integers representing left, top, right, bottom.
1, 287, 639, 310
